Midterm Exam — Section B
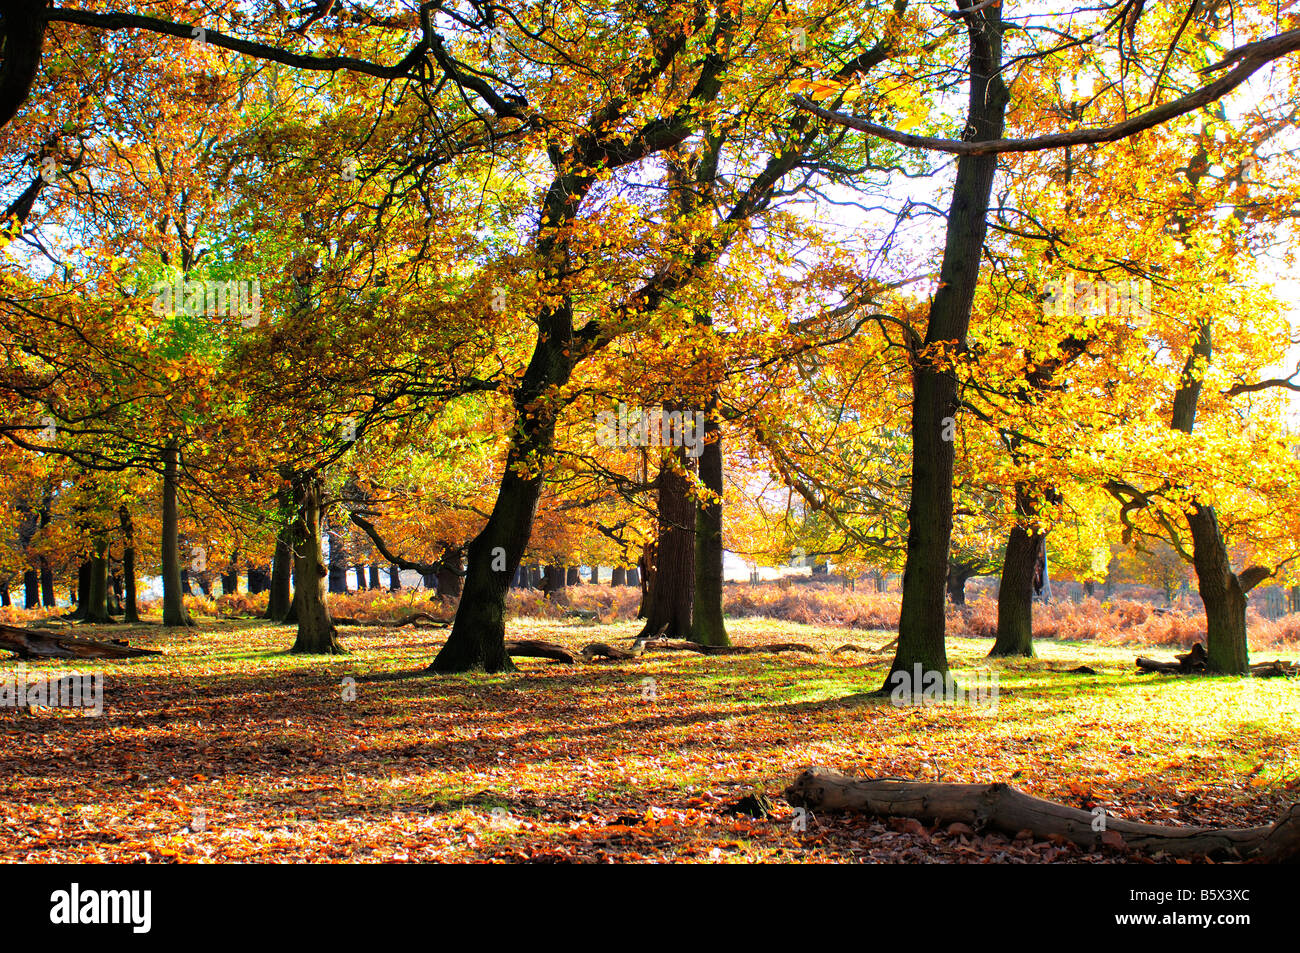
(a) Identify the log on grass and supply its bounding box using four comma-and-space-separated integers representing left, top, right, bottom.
641, 638, 709, 654
785, 766, 1300, 862
736, 642, 821, 655
1135, 656, 1185, 674
505, 639, 579, 664
1136, 641, 1208, 674
1251, 659, 1298, 677
384, 612, 450, 628
581, 642, 643, 661
641, 638, 820, 656
0, 624, 162, 660
1137, 642, 1295, 677
325, 613, 451, 629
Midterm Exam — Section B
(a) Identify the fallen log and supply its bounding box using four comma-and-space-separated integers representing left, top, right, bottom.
738, 642, 821, 655
830, 644, 874, 655
581, 642, 643, 661
1136, 641, 1208, 674
785, 766, 1300, 862
1136, 641, 1296, 677
642, 638, 820, 656
384, 612, 450, 629
0, 624, 162, 660
505, 639, 578, 664
642, 638, 709, 655
1251, 659, 1298, 677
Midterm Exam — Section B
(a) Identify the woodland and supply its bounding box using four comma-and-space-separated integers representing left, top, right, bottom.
1, 0, 1299, 866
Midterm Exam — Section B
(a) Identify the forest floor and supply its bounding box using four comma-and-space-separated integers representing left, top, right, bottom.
2, 615, 1298, 863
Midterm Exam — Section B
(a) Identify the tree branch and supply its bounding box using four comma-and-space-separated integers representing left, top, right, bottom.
793, 28, 1300, 155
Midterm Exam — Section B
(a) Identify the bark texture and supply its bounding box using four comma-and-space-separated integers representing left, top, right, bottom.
786, 766, 1300, 861
289, 474, 343, 654
890, 4, 1008, 687
160, 440, 192, 627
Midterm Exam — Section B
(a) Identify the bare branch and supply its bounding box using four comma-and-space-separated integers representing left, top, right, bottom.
44, 7, 428, 80
794, 28, 1300, 156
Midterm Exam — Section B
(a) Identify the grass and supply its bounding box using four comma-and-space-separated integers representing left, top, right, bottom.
1, 614, 1297, 863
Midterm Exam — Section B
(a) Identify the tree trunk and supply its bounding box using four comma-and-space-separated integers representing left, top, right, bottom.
627, 566, 640, 588
37, 495, 55, 607
23, 569, 38, 609
108, 571, 122, 615
566, 565, 581, 586
39, 557, 54, 606
637, 544, 652, 615
389, 563, 402, 591
611, 566, 627, 587
289, 473, 343, 654
639, 449, 696, 639
437, 564, 463, 599
327, 518, 349, 594
368, 563, 380, 589
690, 406, 728, 646
429, 328, 576, 673
429, 460, 549, 672
161, 439, 192, 626
247, 566, 270, 594
990, 524, 1038, 657
1172, 319, 1251, 674
1187, 504, 1251, 675
84, 540, 110, 624
73, 560, 89, 616
282, 567, 299, 625
266, 516, 293, 621
354, 564, 365, 590
118, 505, 140, 623
0, 582, 8, 608
946, 565, 973, 606
588, 564, 600, 585
888, 6, 1008, 689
